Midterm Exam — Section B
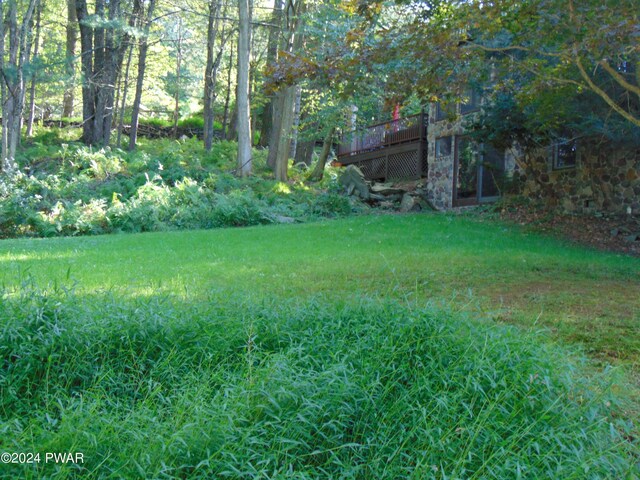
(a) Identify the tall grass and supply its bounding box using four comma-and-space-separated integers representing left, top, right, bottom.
0, 284, 636, 479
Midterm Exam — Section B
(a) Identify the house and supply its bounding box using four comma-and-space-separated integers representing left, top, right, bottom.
337, 98, 639, 215
337, 99, 517, 210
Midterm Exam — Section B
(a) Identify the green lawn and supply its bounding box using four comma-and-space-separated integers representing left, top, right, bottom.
2, 213, 638, 368
1, 213, 638, 478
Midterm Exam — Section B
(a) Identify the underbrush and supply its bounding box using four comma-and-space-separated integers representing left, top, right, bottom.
0, 285, 637, 479
0, 134, 357, 238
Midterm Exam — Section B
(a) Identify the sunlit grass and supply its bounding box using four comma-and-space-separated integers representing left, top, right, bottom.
1, 213, 638, 369
1, 213, 638, 477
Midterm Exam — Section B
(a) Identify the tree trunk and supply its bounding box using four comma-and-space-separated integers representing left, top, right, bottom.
129, 0, 156, 150
308, 127, 335, 182
26, 0, 43, 137
273, 85, 296, 181
269, 0, 305, 181
289, 85, 301, 159
172, 17, 182, 138
99, 0, 126, 146
203, 0, 221, 150
2, 0, 39, 168
117, 42, 134, 147
92, 0, 107, 144
222, 44, 233, 139
0, 0, 7, 169
258, 0, 282, 147
227, 104, 238, 140
266, 90, 284, 168
236, 0, 252, 176
76, 0, 95, 143
76, 0, 133, 146
295, 140, 314, 166
62, 0, 77, 118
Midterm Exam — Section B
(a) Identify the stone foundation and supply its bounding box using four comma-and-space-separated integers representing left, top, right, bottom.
425, 111, 462, 210
521, 144, 640, 215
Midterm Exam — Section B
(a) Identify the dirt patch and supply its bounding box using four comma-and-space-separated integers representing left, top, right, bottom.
498, 204, 640, 256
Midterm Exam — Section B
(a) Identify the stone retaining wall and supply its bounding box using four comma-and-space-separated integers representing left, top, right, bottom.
521, 144, 640, 215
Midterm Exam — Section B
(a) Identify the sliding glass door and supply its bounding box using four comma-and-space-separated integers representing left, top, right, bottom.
453, 137, 505, 206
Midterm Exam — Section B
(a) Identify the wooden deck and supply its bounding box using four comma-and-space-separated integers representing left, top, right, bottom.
337, 113, 428, 181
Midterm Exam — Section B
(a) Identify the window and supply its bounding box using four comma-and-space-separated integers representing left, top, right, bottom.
551, 140, 578, 170
454, 137, 478, 203
435, 102, 456, 122
480, 145, 505, 199
460, 90, 481, 115
435, 136, 452, 156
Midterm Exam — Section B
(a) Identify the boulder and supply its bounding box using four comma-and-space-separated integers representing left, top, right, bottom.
274, 215, 296, 224
339, 165, 370, 200
370, 182, 405, 196
399, 193, 421, 213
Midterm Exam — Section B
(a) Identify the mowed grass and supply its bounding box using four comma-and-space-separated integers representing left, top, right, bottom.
0, 213, 639, 478
1, 213, 638, 368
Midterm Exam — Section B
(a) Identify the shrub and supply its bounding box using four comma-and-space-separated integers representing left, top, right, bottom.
178, 115, 205, 130
309, 192, 353, 217
211, 189, 273, 227
0, 133, 357, 238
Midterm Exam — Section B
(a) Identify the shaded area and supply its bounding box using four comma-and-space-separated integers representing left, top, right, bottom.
498, 203, 640, 256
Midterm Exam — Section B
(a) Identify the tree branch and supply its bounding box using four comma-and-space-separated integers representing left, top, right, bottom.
599, 59, 640, 99
467, 42, 562, 58
575, 53, 640, 127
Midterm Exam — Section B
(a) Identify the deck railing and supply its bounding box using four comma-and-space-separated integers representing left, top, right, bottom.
337, 112, 428, 159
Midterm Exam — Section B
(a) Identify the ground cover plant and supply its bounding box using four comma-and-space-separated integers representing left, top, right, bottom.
0, 286, 637, 479
0, 130, 356, 238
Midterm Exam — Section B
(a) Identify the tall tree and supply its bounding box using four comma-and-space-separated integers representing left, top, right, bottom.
222, 43, 233, 138
257, 0, 283, 148
267, 0, 305, 181
62, 0, 77, 118
203, 0, 222, 150
1, 0, 39, 170
26, 0, 43, 137
203, 0, 233, 150
171, 16, 182, 138
308, 126, 334, 181
76, 0, 138, 145
236, 0, 251, 176
116, 41, 134, 147
128, 0, 157, 150
0, 0, 6, 167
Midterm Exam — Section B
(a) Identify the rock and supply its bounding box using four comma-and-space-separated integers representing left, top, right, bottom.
370, 182, 405, 196
623, 233, 639, 243
339, 165, 370, 200
610, 228, 619, 237
368, 193, 387, 201
417, 198, 437, 211
274, 215, 296, 224
383, 194, 403, 203
399, 193, 420, 213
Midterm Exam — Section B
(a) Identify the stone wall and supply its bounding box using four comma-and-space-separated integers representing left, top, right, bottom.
425, 105, 463, 210
424, 103, 520, 210
421, 103, 638, 215
521, 144, 640, 215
